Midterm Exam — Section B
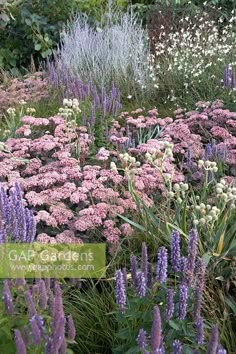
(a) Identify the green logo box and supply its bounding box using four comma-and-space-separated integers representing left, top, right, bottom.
0, 243, 106, 278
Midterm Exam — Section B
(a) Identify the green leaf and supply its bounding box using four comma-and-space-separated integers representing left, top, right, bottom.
169, 320, 180, 330
117, 214, 147, 232
34, 43, 41, 51
25, 18, 31, 26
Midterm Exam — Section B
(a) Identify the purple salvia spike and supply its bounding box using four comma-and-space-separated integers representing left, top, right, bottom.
136, 271, 146, 298
156, 247, 168, 284
52, 283, 64, 329
193, 258, 206, 322
67, 315, 76, 341
223, 65, 228, 88
141, 242, 148, 281
30, 314, 42, 345
206, 325, 219, 354
39, 280, 48, 309
3, 280, 14, 315
59, 340, 67, 354
22, 325, 30, 347
51, 315, 66, 352
172, 340, 183, 354
136, 328, 147, 351
178, 283, 188, 320
115, 270, 126, 313
171, 230, 181, 273
165, 288, 174, 321
14, 329, 27, 354
217, 348, 227, 354
130, 255, 138, 289
185, 228, 198, 286
0, 228, 7, 243
195, 316, 204, 345
122, 267, 127, 288
147, 262, 153, 289
25, 289, 37, 317
150, 306, 162, 352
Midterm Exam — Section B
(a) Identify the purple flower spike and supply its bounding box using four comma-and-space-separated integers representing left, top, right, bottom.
136, 271, 147, 298
25, 289, 36, 317
157, 247, 168, 283
39, 280, 48, 310
115, 270, 126, 313
193, 258, 206, 322
217, 347, 227, 354
150, 306, 162, 352
195, 316, 204, 345
3, 280, 14, 315
131, 255, 138, 288
141, 242, 148, 281
178, 283, 188, 320
137, 328, 147, 351
171, 231, 181, 272
30, 314, 42, 345
172, 340, 183, 354
207, 325, 219, 354
165, 288, 174, 320
147, 262, 153, 289
185, 229, 198, 286
14, 329, 27, 354
67, 315, 76, 341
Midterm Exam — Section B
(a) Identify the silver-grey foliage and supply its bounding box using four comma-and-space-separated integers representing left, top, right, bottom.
56, 10, 152, 99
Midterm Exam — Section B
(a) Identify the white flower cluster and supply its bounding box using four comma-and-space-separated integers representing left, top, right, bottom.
58, 98, 81, 118
6, 107, 16, 117
145, 141, 174, 164
152, 12, 236, 103
26, 107, 36, 115
215, 180, 236, 208
63, 98, 81, 112
168, 182, 189, 203
193, 203, 221, 226
119, 153, 140, 167
198, 160, 218, 173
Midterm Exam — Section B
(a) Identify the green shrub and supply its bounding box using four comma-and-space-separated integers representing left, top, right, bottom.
0, 0, 128, 73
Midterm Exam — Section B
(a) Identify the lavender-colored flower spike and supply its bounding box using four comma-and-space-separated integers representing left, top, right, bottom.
206, 325, 219, 354
147, 262, 153, 289
165, 288, 174, 320
178, 283, 188, 320
122, 267, 127, 288
131, 255, 138, 288
217, 347, 227, 354
172, 340, 183, 354
30, 314, 42, 345
137, 328, 147, 351
67, 315, 76, 341
136, 271, 147, 298
156, 247, 168, 283
193, 258, 206, 322
150, 306, 162, 352
39, 280, 48, 309
185, 229, 198, 286
195, 316, 204, 345
25, 289, 36, 317
171, 231, 181, 272
14, 329, 27, 354
115, 270, 126, 313
3, 280, 14, 315
0, 183, 36, 243
141, 242, 148, 281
